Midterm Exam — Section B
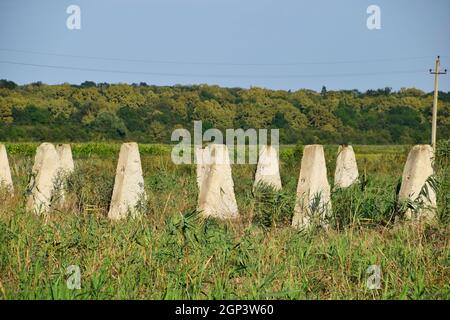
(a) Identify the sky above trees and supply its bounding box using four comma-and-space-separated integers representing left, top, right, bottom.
0, 0, 449, 91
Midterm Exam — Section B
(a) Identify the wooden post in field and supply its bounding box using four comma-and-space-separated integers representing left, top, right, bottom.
429, 56, 447, 149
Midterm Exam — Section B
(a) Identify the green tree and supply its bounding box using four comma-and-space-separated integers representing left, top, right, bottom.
92, 111, 128, 139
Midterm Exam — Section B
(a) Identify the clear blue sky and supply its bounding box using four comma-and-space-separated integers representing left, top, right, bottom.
0, 0, 449, 91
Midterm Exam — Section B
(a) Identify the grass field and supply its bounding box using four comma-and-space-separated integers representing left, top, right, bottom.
0, 143, 448, 299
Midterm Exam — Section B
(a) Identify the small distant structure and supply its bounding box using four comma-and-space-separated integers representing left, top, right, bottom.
253, 145, 282, 192
334, 145, 359, 188
56, 144, 75, 174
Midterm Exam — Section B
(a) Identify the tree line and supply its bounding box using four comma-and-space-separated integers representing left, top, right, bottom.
0, 79, 449, 144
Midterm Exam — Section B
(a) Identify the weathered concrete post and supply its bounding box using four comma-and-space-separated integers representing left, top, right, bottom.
54, 144, 75, 205
56, 144, 75, 174
108, 143, 146, 220
197, 144, 239, 219
334, 145, 359, 188
253, 145, 282, 191
27, 143, 60, 214
292, 145, 331, 229
399, 145, 436, 221
0, 144, 14, 191
195, 146, 210, 195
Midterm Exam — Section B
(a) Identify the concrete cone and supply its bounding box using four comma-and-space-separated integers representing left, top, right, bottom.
197, 144, 238, 219
334, 145, 359, 188
27, 143, 60, 214
0, 144, 13, 191
292, 145, 331, 229
399, 145, 436, 221
56, 144, 74, 174
108, 143, 146, 220
253, 145, 282, 191
53, 144, 75, 206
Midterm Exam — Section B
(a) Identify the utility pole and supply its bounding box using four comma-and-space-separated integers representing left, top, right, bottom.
429, 56, 447, 149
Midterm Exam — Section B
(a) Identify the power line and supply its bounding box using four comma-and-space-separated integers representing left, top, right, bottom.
0, 48, 438, 67
0, 60, 425, 79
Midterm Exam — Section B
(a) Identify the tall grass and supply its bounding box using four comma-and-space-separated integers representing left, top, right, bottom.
0, 142, 448, 299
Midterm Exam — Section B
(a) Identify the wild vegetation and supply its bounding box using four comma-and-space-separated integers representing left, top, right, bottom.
1, 79, 450, 144
0, 142, 448, 299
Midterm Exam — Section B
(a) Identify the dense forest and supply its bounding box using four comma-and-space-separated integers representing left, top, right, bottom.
0, 79, 449, 144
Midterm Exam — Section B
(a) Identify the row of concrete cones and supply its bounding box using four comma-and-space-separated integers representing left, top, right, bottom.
0, 142, 436, 227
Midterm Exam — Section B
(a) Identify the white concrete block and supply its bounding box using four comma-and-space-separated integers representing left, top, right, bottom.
56, 144, 74, 174
0, 144, 13, 191
334, 145, 359, 188
399, 145, 436, 221
108, 143, 146, 220
197, 144, 239, 219
253, 145, 282, 191
292, 145, 331, 229
27, 143, 60, 214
